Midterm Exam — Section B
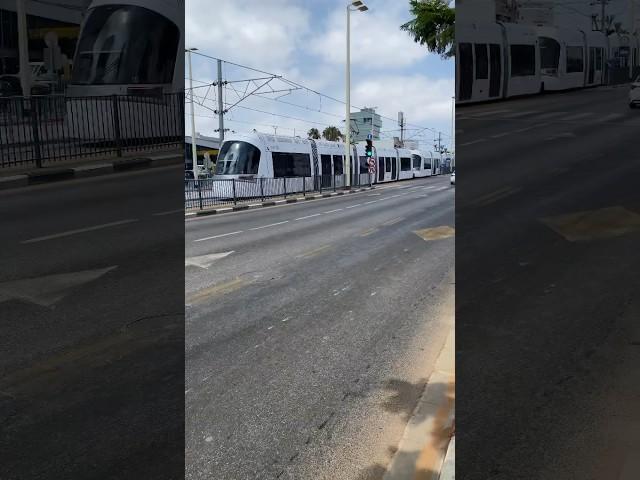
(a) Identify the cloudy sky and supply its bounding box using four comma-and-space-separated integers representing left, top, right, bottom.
185, 0, 455, 150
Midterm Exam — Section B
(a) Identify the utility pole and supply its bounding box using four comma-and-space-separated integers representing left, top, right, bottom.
399, 111, 405, 148
16, 0, 30, 99
217, 59, 225, 143
187, 47, 198, 174
438, 132, 442, 153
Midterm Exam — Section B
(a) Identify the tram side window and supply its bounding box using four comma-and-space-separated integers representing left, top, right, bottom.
359, 156, 369, 174
333, 155, 344, 175
474, 44, 488, 79
566, 46, 584, 73
596, 47, 603, 69
412, 154, 422, 169
510, 45, 536, 77
424, 158, 431, 169
385, 157, 391, 172
272, 152, 311, 177
400, 157, 411, 171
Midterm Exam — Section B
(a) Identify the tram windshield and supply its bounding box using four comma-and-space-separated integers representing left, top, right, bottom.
215, 141, 261, 175
72, 5, 179, 85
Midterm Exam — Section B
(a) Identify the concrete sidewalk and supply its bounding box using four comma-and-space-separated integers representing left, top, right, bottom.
383, 323, 455, 480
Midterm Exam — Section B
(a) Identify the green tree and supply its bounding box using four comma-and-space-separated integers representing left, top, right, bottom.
307, 127, 321, 139
322, 126, 342, 141
400, 0, 455, 59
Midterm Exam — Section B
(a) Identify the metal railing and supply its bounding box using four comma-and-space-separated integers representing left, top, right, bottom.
185, 173, 373, 210
1, 92, 184, 168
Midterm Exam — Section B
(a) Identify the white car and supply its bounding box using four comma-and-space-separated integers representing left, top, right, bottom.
630, 76, 640, 108
450, 170, 455, 185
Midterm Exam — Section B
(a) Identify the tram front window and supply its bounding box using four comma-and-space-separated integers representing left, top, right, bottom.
215, 141, 261, 175
72, 5, 179, 85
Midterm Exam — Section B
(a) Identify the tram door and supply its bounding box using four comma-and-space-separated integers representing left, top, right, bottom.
459, 43, 473, 100
378, 157, 384, 182
321, 154, 332, 188
391, 156, 397, 180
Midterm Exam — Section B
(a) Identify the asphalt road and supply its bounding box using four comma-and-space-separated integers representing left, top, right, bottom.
185, 175, 455, 480
0, 165, 185, 479
457, 85, 640, 479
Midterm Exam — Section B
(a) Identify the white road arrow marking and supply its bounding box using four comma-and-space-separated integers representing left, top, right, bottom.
0, 266, 118, 307
185, 251, 234, 269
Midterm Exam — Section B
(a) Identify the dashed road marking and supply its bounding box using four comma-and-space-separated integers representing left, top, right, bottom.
459, 139, 486, 146
382, 217, 405, 227
323, 208, 344, 214
249, 221, 289, 230
345, 204, 362, 209
22, 219, 138, 244
294, 213, 322, 221
194, 231, 243, 242
185, 251, 234, 268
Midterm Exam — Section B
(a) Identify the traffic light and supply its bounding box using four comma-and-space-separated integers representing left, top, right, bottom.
365, 139, 373, 157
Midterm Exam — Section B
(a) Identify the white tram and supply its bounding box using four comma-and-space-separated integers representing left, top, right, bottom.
65, 0, 183, 141
457, 21, 640, 104
209, 132, 438, 198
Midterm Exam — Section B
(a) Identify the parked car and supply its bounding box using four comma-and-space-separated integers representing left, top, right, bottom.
630, 75, 640, 108
450, 169, 455, 185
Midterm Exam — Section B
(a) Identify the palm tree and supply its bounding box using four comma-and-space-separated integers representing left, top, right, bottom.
400, 0, 455, 59
307, 128, 321, 139
322, 126, 342, 141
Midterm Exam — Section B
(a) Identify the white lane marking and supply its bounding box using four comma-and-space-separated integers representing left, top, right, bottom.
324, 208, 344, 214
433, 186, 449, 191
281, 317, 290, 322
367, 193, 381, 196
560, 112, 593, 121
371, 292, 377, 296
22, 219, 138, 244
194, 231, 243, 242
185, 251, 234, 268
153, 209, 184, 216
249, 220, 289, 231
544, 132, 576, 141
364, 200, 379, 205
490, 132, 511, 138
502, 110, 539, 118
294, 213, 322, 221
532, 111, 568, 119
345, 204, 362, 209
467, 109, 512, 117
459, 139, 486, 146
267, 326, 274, 330
600, 113, 625, 122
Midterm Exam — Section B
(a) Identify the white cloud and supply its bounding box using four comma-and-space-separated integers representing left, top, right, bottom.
309, 4, 429, 68
185, 0, 311, 72
352, 75, 454, 126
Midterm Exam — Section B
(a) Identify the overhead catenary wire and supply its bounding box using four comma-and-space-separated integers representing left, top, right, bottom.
188, 51, 450, 139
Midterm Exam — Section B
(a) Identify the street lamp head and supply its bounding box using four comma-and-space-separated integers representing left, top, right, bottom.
358, 5, 368, 11
351, 0, 364, 6
186, 47, 198, 52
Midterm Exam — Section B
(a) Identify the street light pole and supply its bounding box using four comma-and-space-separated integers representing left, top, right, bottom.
187, 47, 198, 175
345, 1, 368, 188
451, 96, 455, 152
345, 3, 351, 187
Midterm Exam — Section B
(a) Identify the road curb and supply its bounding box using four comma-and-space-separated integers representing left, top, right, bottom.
0, 152, 182, 190
383, 328, 455, 480
191, 186, 375, 216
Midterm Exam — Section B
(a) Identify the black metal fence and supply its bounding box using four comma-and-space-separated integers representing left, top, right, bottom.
1, 92, 184, 168
185, 173, 373, 209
